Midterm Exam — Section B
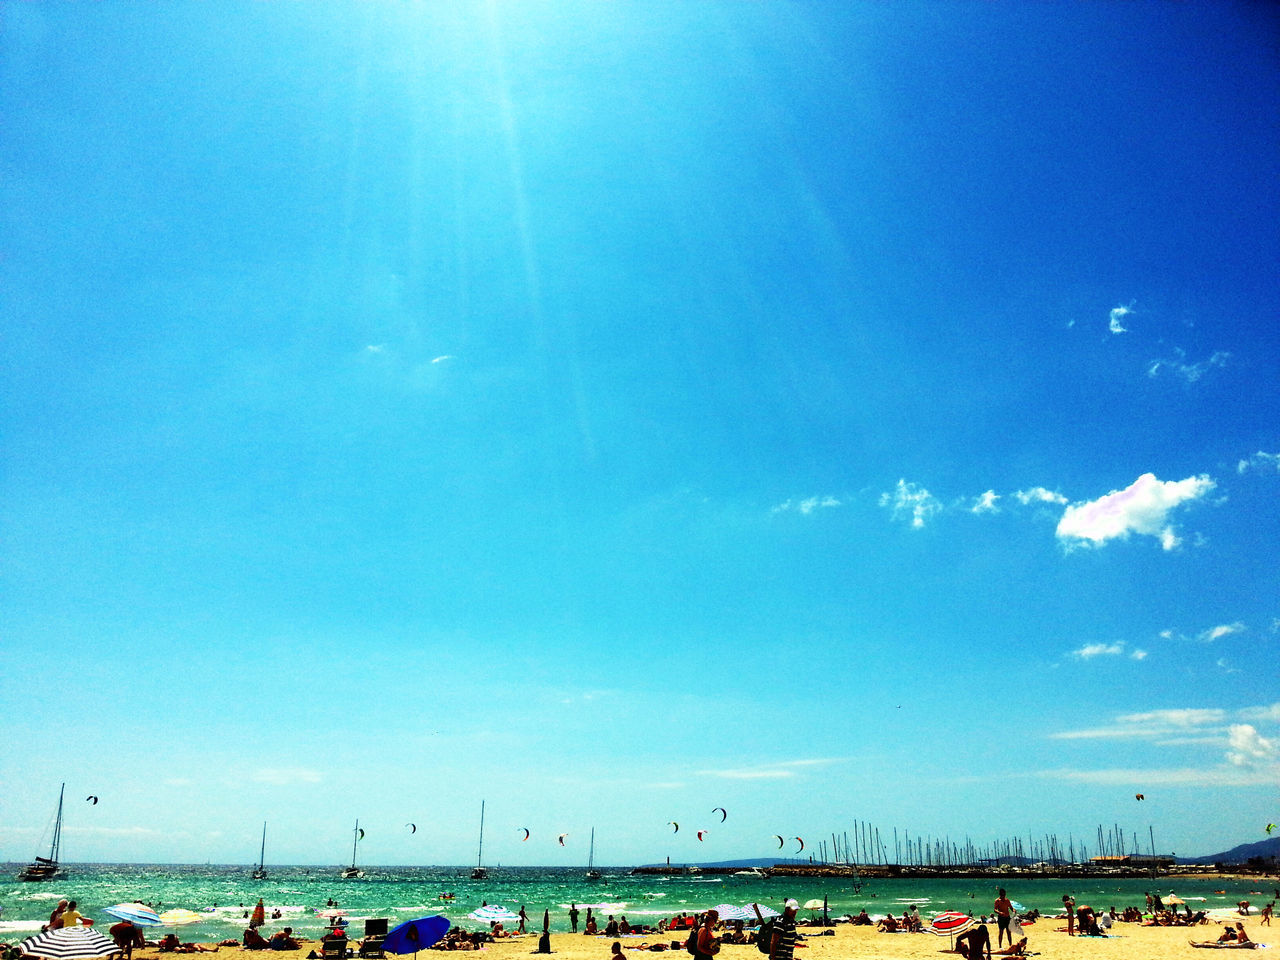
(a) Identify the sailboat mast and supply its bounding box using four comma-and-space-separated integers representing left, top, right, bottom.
352, 819, 360, 868
589, 828, 595, 869
259, 822, 267, 870
477, 802, 486, 868
51, 782, 65, 862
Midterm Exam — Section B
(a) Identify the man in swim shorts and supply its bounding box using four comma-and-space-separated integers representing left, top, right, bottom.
993, 889, 1012, 948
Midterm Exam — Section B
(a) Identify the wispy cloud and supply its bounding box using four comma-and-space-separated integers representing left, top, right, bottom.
703, 758, 840, 780
1013, 486, 1067, 506
1109, 302, 1133, 334
1147, 349, 1230, 383
772, 496, 842, 515
253, 767, 322, 786
1160, 621, 1247, 644
1071, 642, 1124, 659
431, 355, 455, 364
1068, 641, 1146, 661
1237, 451, 1280, 474
879, 480, 942, 528
1055, 472, 1215, 550
1044, 703, 1280, 787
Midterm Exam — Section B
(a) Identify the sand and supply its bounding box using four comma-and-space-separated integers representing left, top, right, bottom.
122, 919, 1272, 960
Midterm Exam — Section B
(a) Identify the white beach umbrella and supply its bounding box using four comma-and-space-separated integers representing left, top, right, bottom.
710, 905, 749, 923
468, 905, 521, 924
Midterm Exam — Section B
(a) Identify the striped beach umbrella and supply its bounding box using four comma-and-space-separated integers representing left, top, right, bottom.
158, 909, 204, 926
928, 912, 975, 947
710, 905, 750, 923
467, 905, 520, 924
744, 903, 780, 921
19, 927, 120, 959
103, 904, 162, 926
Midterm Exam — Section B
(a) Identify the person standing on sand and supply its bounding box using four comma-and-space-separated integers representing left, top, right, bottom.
769, 904, 797, 960
1062, 895, 1075, 936
569, 905, 580, 933
518, 906, 528, 934
694, 910, 719, 960
1260, 902, 1272, 926
993, 889, 1013, 948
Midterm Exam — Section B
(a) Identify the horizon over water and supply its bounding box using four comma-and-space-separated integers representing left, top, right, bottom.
1, 864, 1267, 943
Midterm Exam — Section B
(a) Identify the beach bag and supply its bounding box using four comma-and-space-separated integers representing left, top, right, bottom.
686, 926, 700, 955
755, 921, 773, 955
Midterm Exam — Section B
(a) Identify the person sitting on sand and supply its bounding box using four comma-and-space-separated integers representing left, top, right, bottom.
875, 914, 898, 933
1235, 924, 1252, 945
722, 921, 748, 945
244, 928, 271, 949
605, 917, 619, 938
851, 910, 872, 926
611, 942, 625, 960
584, 916, 598, 936
490, 922, 507, 939
620, 917, 632, 935
269, 927, 300, 950
952, 924, 991, 960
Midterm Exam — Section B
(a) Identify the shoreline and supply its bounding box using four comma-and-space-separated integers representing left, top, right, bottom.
108, 917, 1272, 960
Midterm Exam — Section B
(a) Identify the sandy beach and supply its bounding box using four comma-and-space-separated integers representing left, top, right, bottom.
119, 919, 1272, 960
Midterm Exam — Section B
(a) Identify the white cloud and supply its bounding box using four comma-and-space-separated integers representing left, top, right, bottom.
1014, 486, 1067, 505
1237, 451, 1280, 474
1071, 642, 1126, 659
1225, 724, 1277, 767
1055, 472, 1215, 550
364, 344, 386, 354
1130, 648, 1148, 660
773, 496, 842, 515
971, 490, 1000, 514
1039, 765, 1276, 787
431, 355, 455, 364
1109, 303, 1133, 334
880, 479, 943, 528
1239, 703, 1280, 723
1147, 349, 1230, 383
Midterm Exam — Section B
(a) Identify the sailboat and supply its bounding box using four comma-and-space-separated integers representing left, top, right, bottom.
470, 801, 488, 880
252, 822, 268, 880
585, 826, 601, 880
19, 783, 65, 881
341, 820, 364, 879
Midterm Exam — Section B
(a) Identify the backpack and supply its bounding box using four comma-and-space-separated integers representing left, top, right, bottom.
755, 921, 774, 955
685, 924, 700, 956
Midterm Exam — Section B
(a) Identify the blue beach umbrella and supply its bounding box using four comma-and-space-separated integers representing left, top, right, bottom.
102, 904, 162, 926
382, 916, 451, 956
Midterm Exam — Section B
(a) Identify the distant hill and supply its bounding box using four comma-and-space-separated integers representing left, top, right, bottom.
1178, 836, 1280, 865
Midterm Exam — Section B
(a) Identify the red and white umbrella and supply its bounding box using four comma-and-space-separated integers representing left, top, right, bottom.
928, 912, 975, 946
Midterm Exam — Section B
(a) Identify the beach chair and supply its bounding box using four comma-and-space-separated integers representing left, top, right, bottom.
321, 940, 348, 960
359, 920, 388, 959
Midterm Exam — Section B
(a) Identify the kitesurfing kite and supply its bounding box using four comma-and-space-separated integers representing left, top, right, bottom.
713, 807, 727, 822
558, 833, 568, 846
1135, 794, 1145, 801
85, 796, 99, 805
519, 828, 530, 841
668, 822, 679, 833
697, 830, 708, 841
794, 837, 804, 853
1266, 823, 1276, 835
774, 835, 785, 848
406, 823, 417, 833
358, 828, 365, 840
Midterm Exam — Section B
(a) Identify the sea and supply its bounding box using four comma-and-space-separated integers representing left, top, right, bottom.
1, 865, 1269, 943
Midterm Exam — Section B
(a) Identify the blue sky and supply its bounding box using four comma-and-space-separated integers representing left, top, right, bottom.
2, 1, 1277, 868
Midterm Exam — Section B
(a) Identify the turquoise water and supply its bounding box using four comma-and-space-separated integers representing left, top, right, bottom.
1, 865, 1267, 943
